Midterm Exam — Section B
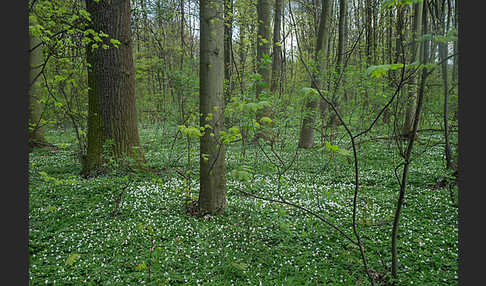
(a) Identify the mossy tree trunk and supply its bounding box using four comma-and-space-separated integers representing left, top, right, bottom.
83, 0, 144, 176
198, 0, 227, 215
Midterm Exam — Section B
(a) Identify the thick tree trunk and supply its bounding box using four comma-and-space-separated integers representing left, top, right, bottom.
199, 0, 227, 215
83, 0, 144, 176
298, 0, 332, 148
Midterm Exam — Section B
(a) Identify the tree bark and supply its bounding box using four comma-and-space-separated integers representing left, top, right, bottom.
402, 2, 423, 137
391, 0, 428, 279
327, 0, 348, 128
224, 0, 233, 106
83, 0, 144, 176
270, 0, 283, 93
438, 0, 453, 169
365, 0, 373, 65
298, 0, 332, 148
255, 0, 272, 131
199, 0, 227, 215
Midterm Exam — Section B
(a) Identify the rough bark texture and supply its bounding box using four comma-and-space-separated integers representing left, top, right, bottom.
83, 0, 144, 176
298, 0, 331, 149
199, 0, 227, 215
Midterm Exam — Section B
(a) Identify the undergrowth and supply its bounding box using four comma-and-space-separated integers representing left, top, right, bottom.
29, 126, 458, 285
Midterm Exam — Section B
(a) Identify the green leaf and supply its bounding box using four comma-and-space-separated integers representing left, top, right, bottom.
325, 141, 339, 153
301, 87, 319, 97
45, 205, 58, 212
110, 38, 121, 48
135, 261, 147, 271
366, 64, 404, 78
259, 116, 272, 124
65, 253, 81, 266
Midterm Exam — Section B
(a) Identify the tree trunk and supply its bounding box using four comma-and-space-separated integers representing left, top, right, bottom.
298, 0, 332, 148
336, 0, 347, 72
224, 0, 233, 106
365, 0, 373, 65
439, 0, 453, 169
270, 0, 283, 93
239, 23, 247, 93
391, 1, 428, 279
327, 0, 347, 128
255, 0, 272, 132
401, 2, 423, 137
83, 0, 144, 176
199, 0, 227, 215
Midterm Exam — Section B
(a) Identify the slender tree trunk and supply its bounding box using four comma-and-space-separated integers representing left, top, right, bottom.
239, 23, 247, 93
180, 0, 185, 69
83, 0, 144, 176
402, 2, 423, 137
270, 0, 283, 93
224, 0, 233, 105
199, 0, 227, 215
383, 7, 394, 123
336, 0, 347, 72
328, 0, 347, 127
391, 1, 428, 279
438, 0, 453, 169
298, 0, 332, 148
394, 4, 407, 64
255, 0, 272, 139
365, 0, 373, 65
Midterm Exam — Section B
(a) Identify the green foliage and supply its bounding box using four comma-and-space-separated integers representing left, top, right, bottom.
177, 125, 203, 139
65, 253, 81, 267
366, 64, 404, 78
29, 128, 458, 285
382, 0, 423, 8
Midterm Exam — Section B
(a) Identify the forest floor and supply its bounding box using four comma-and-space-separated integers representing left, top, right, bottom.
29, 125, 458, 285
